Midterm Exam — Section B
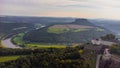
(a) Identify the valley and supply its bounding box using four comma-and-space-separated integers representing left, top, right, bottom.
90, 19, 120, 38
1, 0, 120, 67
0, 16, 120, 68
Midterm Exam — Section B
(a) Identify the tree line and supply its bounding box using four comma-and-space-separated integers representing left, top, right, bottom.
0, 47, 92, 68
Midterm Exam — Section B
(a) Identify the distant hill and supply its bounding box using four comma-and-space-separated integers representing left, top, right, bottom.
0, 16, 75, 39
0, 22, 34, 39
0, 16, 75, 25
89, 19, 120, 38
73, 19, 95, 26
23, 19, 112, 44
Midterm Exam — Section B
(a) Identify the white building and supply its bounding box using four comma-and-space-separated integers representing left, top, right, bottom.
91, 39, 117, 46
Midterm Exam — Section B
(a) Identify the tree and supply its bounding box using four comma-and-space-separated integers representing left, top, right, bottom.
101, 34, 116, 40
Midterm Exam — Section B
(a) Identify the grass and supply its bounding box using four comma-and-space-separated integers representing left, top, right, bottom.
74, 28, 88, 32
12, 33, 25, 45
0, 40, 5, 48
0, 56, 20, 63
0, 40, 2, 48
96, 28, 105, 31
26, 43, 67, 48
47, 28, 70, 34
47, 28, 88, 34
79, 50, 84, 54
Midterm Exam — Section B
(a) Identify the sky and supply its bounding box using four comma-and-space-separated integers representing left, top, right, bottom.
0, 0, 120, 20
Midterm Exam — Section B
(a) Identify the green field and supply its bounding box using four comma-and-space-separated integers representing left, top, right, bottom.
26, 43, 67, 48
47, 28, 88, 34
47, 28, 70, 34
0, 56, 20, 63
12, 33, 25, 45
74, 28, 88, 32
0, 40, 5, 48
96, 28, 105, 31
0, 40, 2, 47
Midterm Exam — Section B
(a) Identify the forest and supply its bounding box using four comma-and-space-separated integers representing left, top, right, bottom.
0, 45, 96, 68
23, 26, 111, 44
110, 44, 120, 55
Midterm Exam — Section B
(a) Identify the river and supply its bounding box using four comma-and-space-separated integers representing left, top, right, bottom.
1, 38, 21, 48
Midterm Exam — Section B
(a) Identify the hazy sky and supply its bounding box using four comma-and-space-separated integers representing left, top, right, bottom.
0, 0, 120, 20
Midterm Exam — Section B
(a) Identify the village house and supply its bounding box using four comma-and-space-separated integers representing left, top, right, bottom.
91, 39, 120, 46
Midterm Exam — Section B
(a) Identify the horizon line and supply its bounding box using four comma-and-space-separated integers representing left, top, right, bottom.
0, 15, 120, 21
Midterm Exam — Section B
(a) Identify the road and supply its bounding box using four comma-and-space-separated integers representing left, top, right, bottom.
96, 55, 102, 68
1, 38, 21, 48
96, 48, 111, 68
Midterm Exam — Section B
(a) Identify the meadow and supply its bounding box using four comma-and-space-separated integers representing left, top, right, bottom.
47, 24, 93, 34
12, 33, 25, 45
26, 43, 67, 48
47, 27, 88, 34
0, 56, 20, 63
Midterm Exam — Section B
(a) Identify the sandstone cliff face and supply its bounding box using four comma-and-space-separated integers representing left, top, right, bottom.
99, 59, 120, 68
109, 60, 120, 68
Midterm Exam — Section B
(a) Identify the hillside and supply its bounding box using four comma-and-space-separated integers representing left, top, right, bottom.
23, 19, 111, 44
89, 19, 120, 38
0, 16, 75, 25
0, 22, 34, 39
73, 19, 95, 26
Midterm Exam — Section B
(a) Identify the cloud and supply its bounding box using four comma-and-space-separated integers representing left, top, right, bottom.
1, 0, 120, 9
0, 0, 120, 19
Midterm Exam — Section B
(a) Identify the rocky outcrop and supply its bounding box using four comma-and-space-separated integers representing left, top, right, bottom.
99, 56, 120, 68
